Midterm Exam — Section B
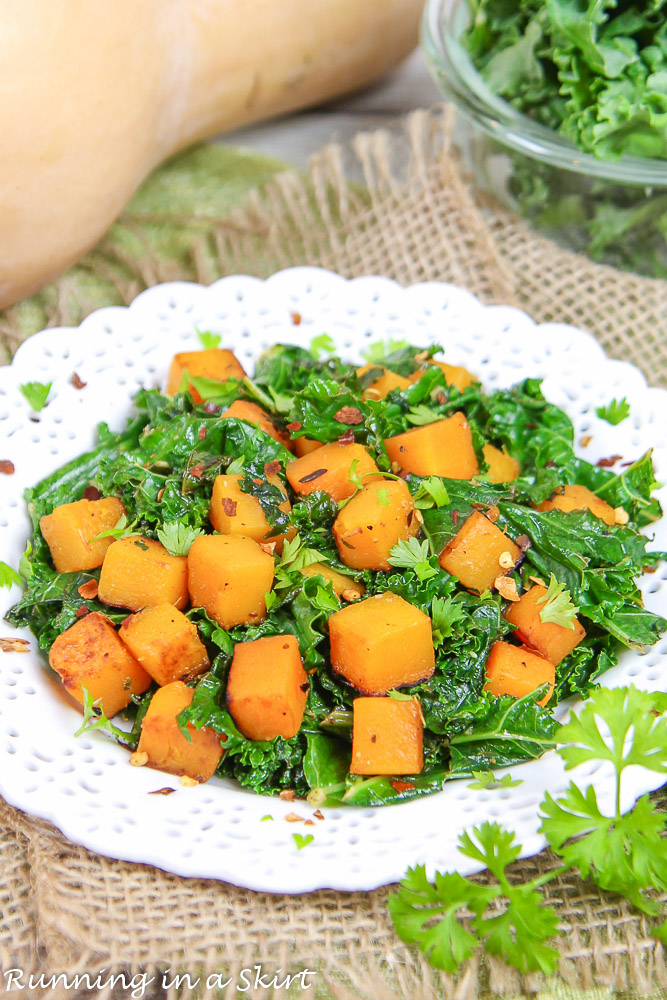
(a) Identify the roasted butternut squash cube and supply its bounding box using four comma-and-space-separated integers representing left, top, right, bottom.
119, 604, 209, 686
333, 479, 419, 571
286, 442, 379, 503
439, 510, 521, 595
294, 437, 323, 457
504, 585, 586, 665
209, 472, 295, 553
221, 399, 292, 450
536, 484, 616, 526
329, 592, 435, 694
40, 497, 126, 574
484, 641, 555, 706
187, 533, 274, 628
167, 349, 246, 402
299, 562, 365, 599
137, 681, 224, 782
483, 444, 520, 483
358, 366, 410, 401
227, 635, 308, 741
49, 612, 151, 718
98, 537, 188, 611
384, 413, 479, 479
350, 697, 423, 775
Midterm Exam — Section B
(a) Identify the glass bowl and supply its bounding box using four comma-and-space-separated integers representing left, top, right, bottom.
421, 0, 667, 279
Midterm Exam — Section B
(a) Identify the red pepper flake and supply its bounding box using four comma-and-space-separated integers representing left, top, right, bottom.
334, 406, 364, 426
304, 819, 316, 827
597, 455, 623, 468
157, 488, 165, 503
436, 391, 447, 406
285, 813, 305, 823
77, 580, 99, 600
286, 421, 302, 432
71, 372, 87, 389
451, 510, 460, 526
471, 502, 486, 511
645, 566, 657, 574
545, 460, 558, 469
0, 460, 15, 475
221, 498, 238, 517
313, 809, 325, 821
516, 534, 532, 552
290, 311, 302, 326
299, 468, 327, 484
486, 505, 500, 523
620, 460, 635, 468
82, 485, 102, 501
264, 460, 281, 477
75, 607, 90, 619
189, 464, 204, 478
399, 469, 410, 480
338, 428, 355, 445
0, 638, 30, 653
203, 402, 220, 414
390, 781, 415, 793
279, 789, 296, 802
148, 787, 176, 796
198, 427, 207, 441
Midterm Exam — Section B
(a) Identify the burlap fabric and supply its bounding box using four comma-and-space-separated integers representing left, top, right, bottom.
0, 107, 665, 999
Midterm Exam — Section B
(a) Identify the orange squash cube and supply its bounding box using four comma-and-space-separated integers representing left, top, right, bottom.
333, 479, 419, 571
137, 681, 224, 782
384, 412, 479, 479
536, 484, 616, 526
98, 537, 188, 611
40, 497, 126, 574
329, 592, 435, 694
221, 399, 292, 450
119, 604, 209, 686
350, 697, 424, 775
483, 444, 520, 483
187, 533, 274, 628
439, 510, 521, 595
209, 473, 295, 553
358, 366, 411, 401
286, 442, 379, 503
49, 612, 151, 718
294, 437, 323, 458
484, 641, 555, 706
167, 349, 246, 402
299, 562, 365, 599
504, 585, 586, 666
227, 635, 308, 741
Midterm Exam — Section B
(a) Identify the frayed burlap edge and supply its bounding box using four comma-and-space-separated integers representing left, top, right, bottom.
1, 106, 666, 998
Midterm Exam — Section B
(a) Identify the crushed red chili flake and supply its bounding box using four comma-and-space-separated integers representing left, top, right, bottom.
157, 489, 165, 503
304, 819, 316, 827
0, 638, 30, 653
77, 580, 99, 600
545, 460, 558, 469
203, 402, 220, 414
313, 809, 325, 821
264, 460, 281, 476
334, 406, 363, 425
436, 391, 447, 406
597, 455, 623, 468
338, 428, 355, 444
198, 427, 207, 441
189, 464, 204, 478
486, 505, 500, 523
148, 787, 176, 796
398, 469, 410, 480
0, 460, 15, 475
82, 485, 101, 501
290, 311, 302, 326
286, 421, 302, 432
516, 534, 532, 552
75, 607, 90, 619
299, 468, 327, 483
620, 460, 635, 468
221, 498, 238, 517
451, 510, 460, 526
471, 502, 486, 511
390, 781, 415, 793
279, 789, 296, 802
71, 372, 87, 389
285, 813, 305, 823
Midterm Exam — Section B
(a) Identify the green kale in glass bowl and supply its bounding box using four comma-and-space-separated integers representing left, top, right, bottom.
422, 0, 667, 278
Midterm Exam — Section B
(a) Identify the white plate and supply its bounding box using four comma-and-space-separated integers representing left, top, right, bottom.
0, 267, 665, 892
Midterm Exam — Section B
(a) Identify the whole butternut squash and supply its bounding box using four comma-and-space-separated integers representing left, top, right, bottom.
0, 0, 423, 308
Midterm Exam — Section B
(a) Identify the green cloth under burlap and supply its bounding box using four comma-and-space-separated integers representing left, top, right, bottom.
0, 107, 665, 1000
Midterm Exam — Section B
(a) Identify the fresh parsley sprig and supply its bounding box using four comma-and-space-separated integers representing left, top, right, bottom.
196, 329, 222, 350
157, 523, 203, 557
20, 381, 52, 412
596, 398, 631, 426
390, 686, 667, 971
74, 688, 134, 745
431, 595, 466, 647
0, 561, 23, 589
536, 574, 579, 629
413, 477, 450, 510
388, 537, 439, 582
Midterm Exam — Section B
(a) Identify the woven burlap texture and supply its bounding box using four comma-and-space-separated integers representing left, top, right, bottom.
1, 107, 666, 999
